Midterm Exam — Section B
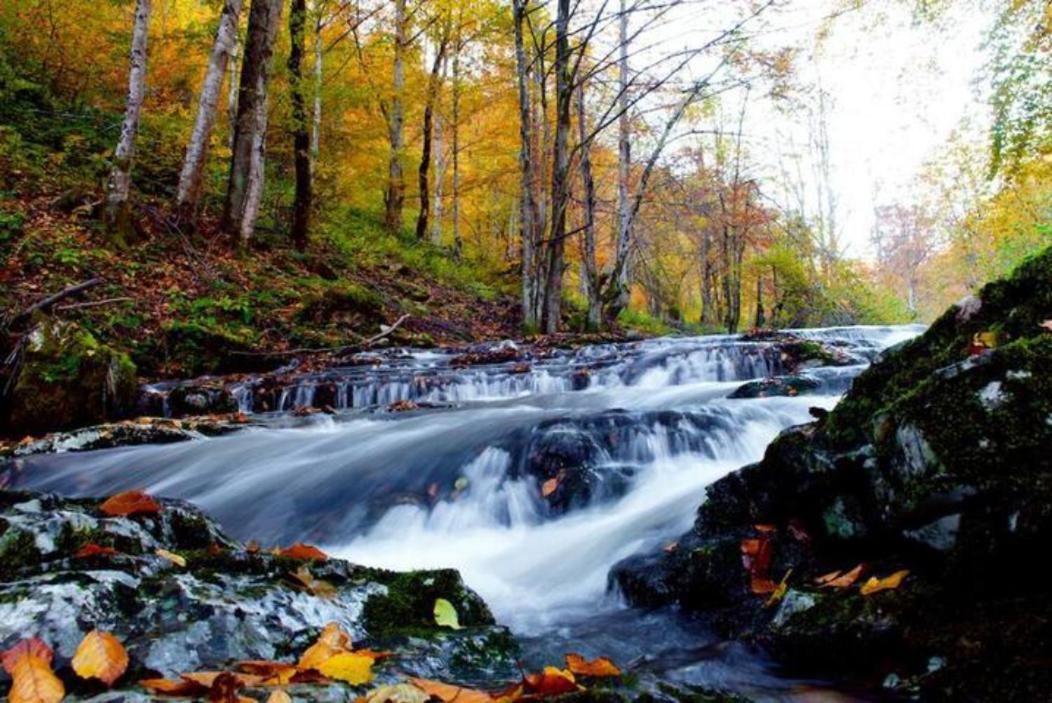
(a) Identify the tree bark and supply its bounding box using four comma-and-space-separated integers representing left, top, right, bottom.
222, 0, 283, 243
383, 0, 407, 234
227, 34, 240, 149
415, 29, 449, 241
177, 0, 243, 220
104, 0, 152, 245
542, 0, 571, 334
431, 114, 445, 245
289, 0, 312, 250
310, 4, 323, 169
575, 79, 600, 331
609, 0, 631, 319
450, 28, 462, 260
513, 0, 539, 330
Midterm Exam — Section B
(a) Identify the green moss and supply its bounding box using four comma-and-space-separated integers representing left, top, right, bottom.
361, 568, 495, 640
0, 527, 42, 580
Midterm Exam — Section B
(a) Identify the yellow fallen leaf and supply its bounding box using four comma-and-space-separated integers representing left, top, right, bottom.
765, 569, 792, 608
298, 622, 353, 671
860, 569, 909, 596
3, 639, 65, 703
72, 629, 129, 686
156, 548, 187, 567
433, 598, 462, 629
316, 651, 375, 685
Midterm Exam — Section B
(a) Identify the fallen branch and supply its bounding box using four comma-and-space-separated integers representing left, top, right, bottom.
360, 313, 410, 348
5, 277, 105, 330
56, 296, 134, 311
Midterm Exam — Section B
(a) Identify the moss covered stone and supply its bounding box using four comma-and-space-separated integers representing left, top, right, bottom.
5, 319, 137, 435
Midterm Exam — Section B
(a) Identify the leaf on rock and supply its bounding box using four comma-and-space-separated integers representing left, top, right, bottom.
265, 691, 293, 703
524, 667, 578, 697
298, 623, 353, 671
816, 564, 864, 589
565, 653, 621, 677
408, 678, 494, 703
860, 570, 909, 596
180, 672, 264, 688
288, 565, 337, 598
141, 677, 210, 696
74, 543, 120, 559
764, 569, 792, 608
2, 638, 64, 703
434, 598, 463, 630
740, 536, 773, 589
276, 543, 328, 561
72, 629, 128, 686
208, 672, 243, 703
541, 477, 560, 498
366, 683, 432, 703
236, 661, 299, 685
316, 652, 375, 685
156, 548, 187, 567
100, 489, 162, 516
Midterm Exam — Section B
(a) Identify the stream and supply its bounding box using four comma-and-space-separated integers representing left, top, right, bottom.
6, 325, 924, 701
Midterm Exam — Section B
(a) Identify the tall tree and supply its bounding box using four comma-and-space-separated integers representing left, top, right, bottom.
611, 0, 632, 320
542, 0, 571, 333
222, 0, 283, 243
104, 0, 152, 245
415, 16, 451, 241
576, 78, 600, 330
288, 0, 312, 249
383, 0, 407, 234
176, 0, 244, 221
513, 0, 539, 329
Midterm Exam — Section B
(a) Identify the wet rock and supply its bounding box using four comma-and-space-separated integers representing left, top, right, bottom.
0, 491, 517, 687
165, 382, 238, 417
728, 375, 820, 399
4, 320, 138, 437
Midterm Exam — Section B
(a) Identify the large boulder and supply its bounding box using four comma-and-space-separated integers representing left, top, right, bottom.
0, 490, 519, 694
4, 320, 137, 436
612, 247, 1052, 701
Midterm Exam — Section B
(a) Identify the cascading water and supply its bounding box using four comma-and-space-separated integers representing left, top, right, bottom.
4, 325, 924, 699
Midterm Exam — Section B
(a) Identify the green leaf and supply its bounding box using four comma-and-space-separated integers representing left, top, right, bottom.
433, 598, 462, 630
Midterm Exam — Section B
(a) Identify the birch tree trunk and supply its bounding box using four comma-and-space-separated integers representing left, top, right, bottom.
310, 6, 322, 169
513, 0, 539, 330
431, 114, 445, 246
222, 0, 283, 243
176, 0, 243, 220
451, 31, 462, 261
542, 0, 571, 334
227, 35, 240, 149
383, 0, 406, 234
575, 79, 601, 331
105, 0, 152, 245
415, 30, 449, 241
289, 0, 312, 250
610, 0, 632, 320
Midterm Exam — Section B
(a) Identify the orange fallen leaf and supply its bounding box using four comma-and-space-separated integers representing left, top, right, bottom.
72, 629, 128, 686
565, 653, 621, 677
541, 477, 560, 498
860, 569, 909, 596
409, 677, 494, 703
288, 565, 336, 598
74, 543, 120, 559
276, 543, 328, 561
236, 660, 299, 685
298, 622, 353, 671
750, 576, 778, 595
817, 564, 864, 589
100, 490, 162, 516
524, 666, 578, 697
753, 524, 777, 533
180, 671, 264, 688
208, 671, 243, 703
140, 677, 210, 696
2, 638, 64, 703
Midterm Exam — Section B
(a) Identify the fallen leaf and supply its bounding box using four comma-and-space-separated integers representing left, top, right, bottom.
818, 564, 864, 589
565, 653, 621, 677
860, 570, 909, 596
409, 678, 493, 703
209, 672, 243, 703
140, 677, 209, 696
753, 524, 777, 533
2, 639, 64, 703
72, 629, 129, 686
541, 477, 560, 498
156, 548, 187, 567
750, 576, 778, 595
434, 598, 463, 630
764, 569, 792, 608
276, 543, 328, 561
236, 660, 299, 685
316, 652, 375, 685
298, 623, 353, 671
524, 667, 578, 697
74, 543, 120, 559
265, 691, 293, 703
100, 489, 162, 516
288, 565, 336, 598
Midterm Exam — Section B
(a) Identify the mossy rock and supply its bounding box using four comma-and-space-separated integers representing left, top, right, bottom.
296, 282, 385, 324
163, 320, 264, 375
5, 319, 137, 435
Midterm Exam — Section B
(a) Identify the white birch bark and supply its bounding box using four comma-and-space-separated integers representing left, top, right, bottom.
431, 114, 445, 246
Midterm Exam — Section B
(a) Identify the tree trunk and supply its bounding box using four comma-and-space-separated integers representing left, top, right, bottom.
222, 0, 283, 243
451, 31, 462, 260
513, 0, 539, 330
575, 79, 600, 331
105, 0, 152, 245
754, 274, 765, 328
227, 34, 240, 149
289, 0, 312, 250
431, 114, 445, 246
310, 6, 322, 169
542, 0, 571, 334
383, 0, 406, 234
415, 31, 449, 241
177, 0, 243, 220
609, 0, 631, 320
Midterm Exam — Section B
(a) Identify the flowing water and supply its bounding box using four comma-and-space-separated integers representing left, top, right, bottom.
5, 325, 924, 700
